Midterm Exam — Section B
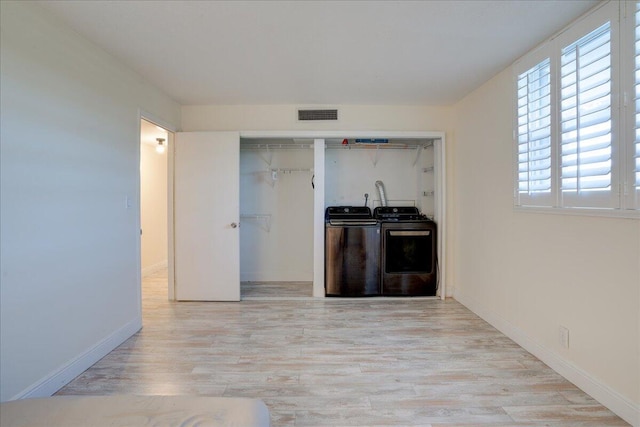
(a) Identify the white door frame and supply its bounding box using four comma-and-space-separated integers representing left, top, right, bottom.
138, 111, 178, 306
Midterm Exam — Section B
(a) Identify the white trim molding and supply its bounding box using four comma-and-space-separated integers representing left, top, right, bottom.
10, 317, 142, 401
453, 287, 639, 426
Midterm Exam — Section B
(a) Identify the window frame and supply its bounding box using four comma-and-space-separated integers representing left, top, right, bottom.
513, 44, 558, 208
624, 0, 640, 210
513, 0, 639, 218
556, 8, 620, 210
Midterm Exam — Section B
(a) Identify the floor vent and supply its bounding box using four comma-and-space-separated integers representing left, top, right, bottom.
297, 109, 338, 121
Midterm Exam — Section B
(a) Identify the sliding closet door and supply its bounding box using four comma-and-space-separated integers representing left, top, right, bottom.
174, 131, 240, 301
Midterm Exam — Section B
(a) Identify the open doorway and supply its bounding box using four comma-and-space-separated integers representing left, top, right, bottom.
140, 118, 170, 300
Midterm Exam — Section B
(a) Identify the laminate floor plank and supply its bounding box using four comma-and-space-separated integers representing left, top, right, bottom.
242, 281, 313, 299
56, 269, 628, 426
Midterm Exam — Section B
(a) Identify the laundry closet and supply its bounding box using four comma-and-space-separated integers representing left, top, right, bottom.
238, 137, 439, 292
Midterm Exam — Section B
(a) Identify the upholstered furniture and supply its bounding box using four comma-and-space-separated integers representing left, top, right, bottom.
0, 395, 270, 427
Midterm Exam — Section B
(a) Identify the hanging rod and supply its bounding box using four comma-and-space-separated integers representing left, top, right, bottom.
240, 144, 313, 150
325, 142, 433, 150
241, 141, 434, 150
270, 167, 313, 173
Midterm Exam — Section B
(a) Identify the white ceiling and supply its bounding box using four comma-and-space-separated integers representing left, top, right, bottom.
37, 0, 598, 106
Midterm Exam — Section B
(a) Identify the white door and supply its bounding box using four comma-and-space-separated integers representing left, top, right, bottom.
174, 131, 240, 301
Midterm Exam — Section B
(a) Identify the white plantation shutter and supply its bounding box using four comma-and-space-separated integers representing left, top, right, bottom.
514, 1, 638, 215
560, 22, 614, 207
634, 3, 640, 201
517, 59, 553, 206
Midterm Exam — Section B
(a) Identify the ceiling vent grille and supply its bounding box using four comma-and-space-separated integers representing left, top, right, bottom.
297, 109, 338, 121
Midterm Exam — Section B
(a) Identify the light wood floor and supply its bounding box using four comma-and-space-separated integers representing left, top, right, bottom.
56, 270, 628, 426
242, 281, 313, 299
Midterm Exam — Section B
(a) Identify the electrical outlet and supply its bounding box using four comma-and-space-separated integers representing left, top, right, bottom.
559, 325, 570, 349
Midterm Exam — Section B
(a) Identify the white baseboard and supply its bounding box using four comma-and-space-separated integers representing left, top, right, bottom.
141, 260, 168, 277
240, 272, 313, 282
453, 288, 639, 427
11, 316, 142, 400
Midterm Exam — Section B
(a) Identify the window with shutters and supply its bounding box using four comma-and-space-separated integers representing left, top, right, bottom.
517, 59, 553, 207
632, 1, 640, 209
514, 0, 638, 216
559, 22, 615, 208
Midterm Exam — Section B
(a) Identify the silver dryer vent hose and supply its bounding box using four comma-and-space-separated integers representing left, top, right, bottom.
375, 180, 388, 207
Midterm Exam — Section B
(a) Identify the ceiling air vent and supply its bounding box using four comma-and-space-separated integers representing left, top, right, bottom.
297, 109, 338, 121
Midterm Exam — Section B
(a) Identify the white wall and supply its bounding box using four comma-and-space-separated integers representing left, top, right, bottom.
183, 104, 454, 294
240, 148, 314, 282
452, 67, 640, 424
182, 104, 453, 132
140, 142, 168, 275
325, 144, 436, 218
0, 1, 180, 401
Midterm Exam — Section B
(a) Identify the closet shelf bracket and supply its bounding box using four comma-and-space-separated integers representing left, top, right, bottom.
373, 145, 381, 167
412, 145, 423, 167
258, 146, 273, 167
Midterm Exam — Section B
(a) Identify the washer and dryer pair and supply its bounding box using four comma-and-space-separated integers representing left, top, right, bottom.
324, 206, 437, 297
